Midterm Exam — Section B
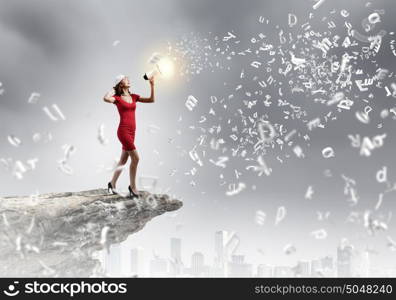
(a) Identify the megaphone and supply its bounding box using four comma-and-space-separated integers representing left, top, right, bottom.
143, 64, 162, 80
143, 53, 174, 80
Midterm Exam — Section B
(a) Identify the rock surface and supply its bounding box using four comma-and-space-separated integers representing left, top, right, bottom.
0, 189, 182, 277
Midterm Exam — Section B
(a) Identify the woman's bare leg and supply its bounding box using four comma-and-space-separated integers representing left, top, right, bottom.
127, 149, 140, 193
110, 150, 129, 188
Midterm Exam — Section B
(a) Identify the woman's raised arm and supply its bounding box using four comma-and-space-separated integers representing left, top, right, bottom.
137, 77, 155, 103
103, 89, 116, 103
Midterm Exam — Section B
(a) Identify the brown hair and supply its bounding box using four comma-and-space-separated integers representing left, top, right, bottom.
113, 81, 130, 96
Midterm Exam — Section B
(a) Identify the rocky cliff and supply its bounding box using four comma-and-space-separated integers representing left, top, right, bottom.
0, 189, 182, 277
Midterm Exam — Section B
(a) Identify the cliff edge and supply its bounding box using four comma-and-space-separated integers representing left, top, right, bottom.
0, 189, 182, 277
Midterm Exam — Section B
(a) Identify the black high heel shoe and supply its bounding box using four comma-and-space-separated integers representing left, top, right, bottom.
128, 185, 139, 198
107, 182, 118, 195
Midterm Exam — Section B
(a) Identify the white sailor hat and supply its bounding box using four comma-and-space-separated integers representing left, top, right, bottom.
114, 74, 127, 86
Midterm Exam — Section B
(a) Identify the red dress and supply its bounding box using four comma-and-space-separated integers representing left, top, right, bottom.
113, 93, 140, 151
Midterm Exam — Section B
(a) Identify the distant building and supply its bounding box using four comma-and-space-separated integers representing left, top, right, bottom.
293, 260, 310, 277
169, 238, 183, 276
214, 231, 227, 270
191, 251, 206, 277
321, 255, 334, 270
370, 268, 385, 277
130, 247, 145, 276
211, 264, 226, 277
273, 266, 293, 277
310, 259, 322, 277
337, 244, 353, 277
385, 268, 396, 277
351, 250, 370, 277
228, 255, 253, 277
337, 244, 370, 277
214, 230, 240, 277
320, 256, 335, 277
274, 266, 294, 277
149, 256, 168, 276
214, 231, 227, 276
105, 244, 122, 276
256, 264, 273, 277
170, 238, 181, 262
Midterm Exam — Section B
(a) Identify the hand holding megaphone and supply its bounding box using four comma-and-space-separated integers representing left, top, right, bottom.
149, 76, 155, 86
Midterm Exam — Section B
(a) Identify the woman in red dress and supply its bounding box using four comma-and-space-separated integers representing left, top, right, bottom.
103, 74, 155, 198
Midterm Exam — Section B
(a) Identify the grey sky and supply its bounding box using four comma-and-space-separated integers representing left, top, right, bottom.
1, 0, 395, 273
